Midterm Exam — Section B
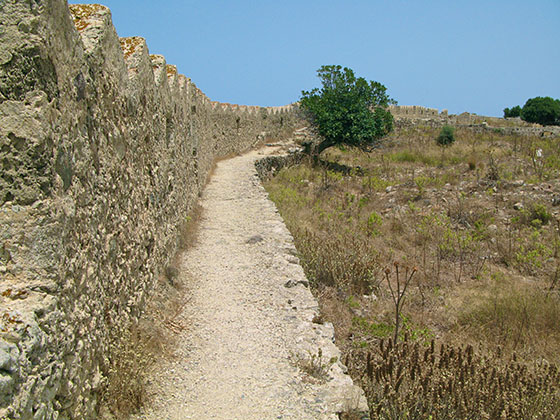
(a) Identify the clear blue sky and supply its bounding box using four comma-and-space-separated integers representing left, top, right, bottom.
73, 0, 559, 117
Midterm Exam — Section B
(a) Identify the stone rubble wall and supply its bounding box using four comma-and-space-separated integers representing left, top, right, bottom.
0, 1, 298, 419
389, 104, 442, 118
389, 104, 560, 137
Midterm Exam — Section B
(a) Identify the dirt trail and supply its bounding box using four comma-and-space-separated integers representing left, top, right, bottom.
131, 146, 367, 420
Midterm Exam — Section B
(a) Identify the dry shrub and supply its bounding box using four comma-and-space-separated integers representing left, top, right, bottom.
102, 319, 171, 417
350, 336, 560, 420
101, 270, 188, 418
293, 347, 336, 383
293, 227, 382, 295
338, 409, 367, 420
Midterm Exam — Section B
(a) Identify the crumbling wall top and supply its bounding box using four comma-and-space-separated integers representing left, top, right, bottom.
69, 4, 110, 32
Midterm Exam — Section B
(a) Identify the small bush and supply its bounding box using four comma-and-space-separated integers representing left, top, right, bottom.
352, 316, 394, 338
515, 202, 553, 228
436, 125, 456, 148
366, 211, 382, 236
294, 228, 381, 295
530, 203, 552, 226
293, 347, 336, 382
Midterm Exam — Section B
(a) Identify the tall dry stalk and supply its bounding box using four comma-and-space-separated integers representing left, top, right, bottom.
384, 262, 416, 343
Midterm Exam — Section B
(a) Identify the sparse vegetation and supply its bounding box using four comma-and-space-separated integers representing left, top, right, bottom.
264, 122, 560, 418
293, 347, 338, 383
102, 276, 187, 418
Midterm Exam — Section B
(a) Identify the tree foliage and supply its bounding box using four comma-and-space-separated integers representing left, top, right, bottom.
520, 97, 560, 126
300, 65, 394, 155
503, 105, 521, 118
436, 125, 455, 147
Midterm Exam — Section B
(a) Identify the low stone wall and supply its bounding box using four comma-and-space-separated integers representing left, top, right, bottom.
255, 152, 306, 181
0, 2, 297, 419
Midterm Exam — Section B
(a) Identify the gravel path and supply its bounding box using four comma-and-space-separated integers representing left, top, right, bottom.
131, 146, 367, 420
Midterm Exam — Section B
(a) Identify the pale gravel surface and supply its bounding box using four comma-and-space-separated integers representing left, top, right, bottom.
131, 146, 367, 420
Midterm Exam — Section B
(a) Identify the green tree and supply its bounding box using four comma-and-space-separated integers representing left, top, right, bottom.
520, 96, 560, 126
503, 105, 521, 118
300, 65, 394, 155
436, 125, 456, 147
436, 125, 455, 164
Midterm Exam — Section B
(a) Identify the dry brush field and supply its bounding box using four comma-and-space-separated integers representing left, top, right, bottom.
265, 125, 560, 419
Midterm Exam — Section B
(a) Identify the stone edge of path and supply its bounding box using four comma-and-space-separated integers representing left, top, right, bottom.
255, 145, 371, 419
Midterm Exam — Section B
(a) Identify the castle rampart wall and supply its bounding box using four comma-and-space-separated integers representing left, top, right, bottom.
0, 2, 297, 418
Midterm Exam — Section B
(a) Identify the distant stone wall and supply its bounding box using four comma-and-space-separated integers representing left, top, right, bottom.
0, 2, 298, 419
389, 105, 560, 137
389, 104, 443, 118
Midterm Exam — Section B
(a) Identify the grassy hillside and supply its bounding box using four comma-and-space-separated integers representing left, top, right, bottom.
264, 125, 560, 419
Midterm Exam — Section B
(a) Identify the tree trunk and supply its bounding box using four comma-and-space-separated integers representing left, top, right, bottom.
304, 139, 336, 164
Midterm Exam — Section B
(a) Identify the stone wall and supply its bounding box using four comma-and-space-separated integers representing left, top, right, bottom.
0, 2, 298, 419
389, 105, 560, 137
389, 104, 443, 118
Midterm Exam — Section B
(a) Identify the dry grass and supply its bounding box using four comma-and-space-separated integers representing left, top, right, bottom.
292, 347, 337, 383
101, 275, 188, 419
178, 202, 204, 251
457, 278, 560, 361
264, 124, 560, 417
